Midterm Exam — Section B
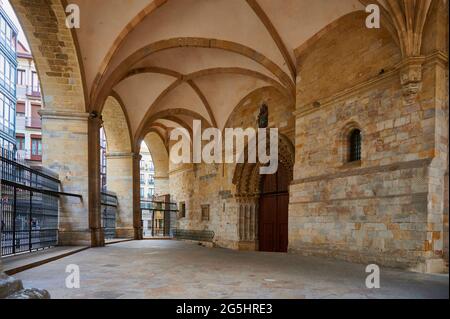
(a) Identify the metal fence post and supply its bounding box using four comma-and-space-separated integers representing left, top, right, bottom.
12, 186, 16, 255
29, 191, 33, 252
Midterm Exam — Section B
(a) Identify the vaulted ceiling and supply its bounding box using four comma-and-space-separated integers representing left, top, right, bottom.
68, 0, 366, 147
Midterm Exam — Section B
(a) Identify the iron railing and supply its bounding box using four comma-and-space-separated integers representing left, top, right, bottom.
1, 148, 60, 256
26, 85, 41, 98
101, 191, 117, 239
141, 199, 178, 238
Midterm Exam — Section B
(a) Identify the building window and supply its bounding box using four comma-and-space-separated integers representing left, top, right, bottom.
16, 102, 25, 114
99, 127, 107, 191
31, 138, 42, 159
0, 92, 15, 136
349, 129, 361, 162
201, 205, 210, 221
140, 187, 145, 198
17, 69, 26, 86
16, 136, 25, 150
31, 71, 40, 94
179, 202, 186, 218
0, 55, 16, 94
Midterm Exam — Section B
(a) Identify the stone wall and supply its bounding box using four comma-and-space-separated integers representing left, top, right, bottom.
169, 162, 239, 249
289, 10, 448, 271
154, 177, 170, 196
40, 110, 91, 245
290, 75, 437, 269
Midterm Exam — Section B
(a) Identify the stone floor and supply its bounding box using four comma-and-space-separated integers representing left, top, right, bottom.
14, 240, 449, 299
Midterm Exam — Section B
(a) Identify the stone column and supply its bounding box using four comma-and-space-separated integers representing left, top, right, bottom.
133, 154, 143, 240
237, 196, 258, 251
106, 152, 134, 238
88, 115, 104, 247
39, 110, 91, 246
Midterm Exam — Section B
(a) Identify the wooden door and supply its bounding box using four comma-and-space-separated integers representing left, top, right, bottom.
258, 164, 290, 252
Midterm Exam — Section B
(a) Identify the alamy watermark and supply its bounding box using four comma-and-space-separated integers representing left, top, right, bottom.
365, 264, 381, 289
65, 4, 80, 29
366, 4, 381, 29
170, 120, 279, 175
65, 264, 80, 289
64, 4, 381, 30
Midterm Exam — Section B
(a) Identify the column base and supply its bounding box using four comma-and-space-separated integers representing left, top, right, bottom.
91, 228, 105, 247
58, 230, 92, 246
134, 227, 143, 240
238, 240, 258, 251
115, 228, 134, 239
411, 258, 447, 274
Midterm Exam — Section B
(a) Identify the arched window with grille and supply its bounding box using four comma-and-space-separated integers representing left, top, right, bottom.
349, 129, 361, 162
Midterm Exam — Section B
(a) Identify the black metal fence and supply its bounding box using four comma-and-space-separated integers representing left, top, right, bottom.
141, 200, 178, 237
1, 148, 60, 256
101, 191, 117, 239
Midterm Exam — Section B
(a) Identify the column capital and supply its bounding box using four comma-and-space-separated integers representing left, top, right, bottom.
88, 112, 104, 128
39, 109, 90, 121
154, 175, 169, 180
106, 151, 134, 159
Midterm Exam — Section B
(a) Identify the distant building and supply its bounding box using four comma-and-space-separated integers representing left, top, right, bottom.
15, 40, 42, 165
140, 142, 155, 200
100, 127, 107, 191
0, 5, 17, 154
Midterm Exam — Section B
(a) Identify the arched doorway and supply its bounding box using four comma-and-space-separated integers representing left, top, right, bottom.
233, 134, 294, 252
259, 163, 290, 252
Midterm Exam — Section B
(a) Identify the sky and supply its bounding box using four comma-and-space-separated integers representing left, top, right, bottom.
2, 0, 31, 51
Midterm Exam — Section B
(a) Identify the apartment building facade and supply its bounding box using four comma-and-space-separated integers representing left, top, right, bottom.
15, 40, 42, 165
140, 142, 155, 200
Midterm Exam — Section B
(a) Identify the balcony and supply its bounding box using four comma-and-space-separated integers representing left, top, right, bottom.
26, 85, 41, 99
16, 149, 30, 161
16, 149, 42, 162
16, 85, 42, 99
26, 116, 42, 129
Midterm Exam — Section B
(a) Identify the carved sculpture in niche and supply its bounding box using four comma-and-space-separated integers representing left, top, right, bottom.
258, 103, 269, 129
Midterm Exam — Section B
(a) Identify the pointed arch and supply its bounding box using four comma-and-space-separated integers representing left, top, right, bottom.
10, 0, 87, 111
102, 95, 132, 154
